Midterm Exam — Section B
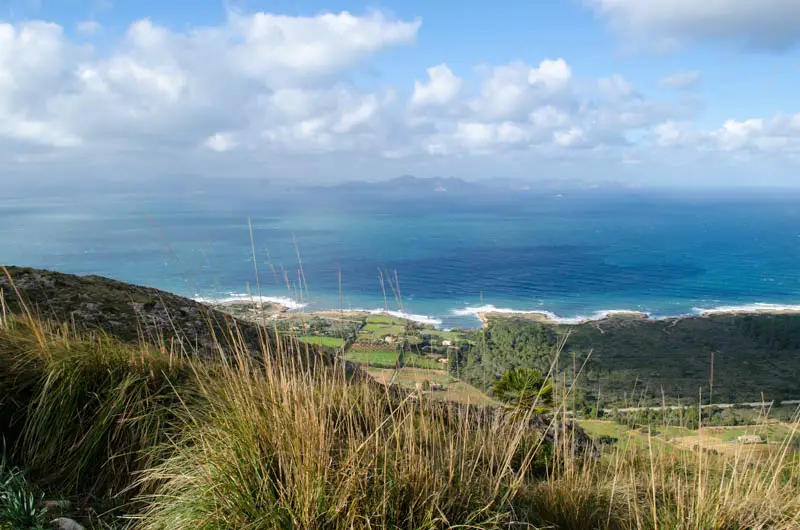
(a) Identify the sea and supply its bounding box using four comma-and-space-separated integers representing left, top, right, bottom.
3, 182, 800, 329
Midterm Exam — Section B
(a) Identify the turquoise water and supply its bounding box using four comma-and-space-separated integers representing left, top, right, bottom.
3, 186, 800, 328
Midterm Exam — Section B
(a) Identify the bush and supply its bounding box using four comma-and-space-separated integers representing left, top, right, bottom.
493, 367, 553, 411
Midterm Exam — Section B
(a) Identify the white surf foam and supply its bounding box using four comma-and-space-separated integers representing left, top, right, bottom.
361, 309, 442, 326
451, 304, 550, 317
591, 309, 653, 320
194, 293, 308, 310
692, 303, 800, 315
451, 305, 650, 324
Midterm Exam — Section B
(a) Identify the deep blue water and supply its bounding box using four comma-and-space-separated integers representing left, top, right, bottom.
3, 186, 800, 328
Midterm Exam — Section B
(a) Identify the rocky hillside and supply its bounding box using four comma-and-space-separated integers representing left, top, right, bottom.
0, 266, 278, 360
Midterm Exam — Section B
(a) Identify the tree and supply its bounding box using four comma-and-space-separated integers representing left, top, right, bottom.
396, 347, 406, 369
492, 367, 553, 411
448, 349, 462, 375
684, 406, 699, 430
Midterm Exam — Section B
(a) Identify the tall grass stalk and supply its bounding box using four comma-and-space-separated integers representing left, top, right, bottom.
1, 306, 799, 529
136, 335, 546, 529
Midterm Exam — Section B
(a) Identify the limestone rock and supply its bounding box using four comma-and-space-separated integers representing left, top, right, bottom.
50, 518, 85, 530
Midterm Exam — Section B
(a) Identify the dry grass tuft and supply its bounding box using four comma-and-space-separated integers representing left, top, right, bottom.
1, 311, 799, 529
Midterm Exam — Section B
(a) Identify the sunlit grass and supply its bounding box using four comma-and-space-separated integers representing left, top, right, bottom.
1, 306, 799, 529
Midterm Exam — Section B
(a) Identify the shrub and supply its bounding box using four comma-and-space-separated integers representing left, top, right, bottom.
493, 367, 553, 411
1, 453, 48, 530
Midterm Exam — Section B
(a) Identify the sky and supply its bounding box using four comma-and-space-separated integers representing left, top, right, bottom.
1, 0, 800, 187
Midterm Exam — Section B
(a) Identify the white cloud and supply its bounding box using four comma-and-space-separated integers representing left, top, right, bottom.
1, 9, 798, 184
454, 121, 530, 150
204, 132, 235, 152
528, 58, 572, 90
470, 58, 573, 121
411, 64, 462, 107
0, 116, 81, 147
653, 121, 697, 147
553, 127, 588, 148
529, 106, 571, 129
713, 118, 764, 151
588, 0, 800, 51
77, 20, 101, 35
226, 11, 419, 82
652, 115, 800, 154
0, 11, 419, 166
598, 74, 636, 99
661, 71, 701, 89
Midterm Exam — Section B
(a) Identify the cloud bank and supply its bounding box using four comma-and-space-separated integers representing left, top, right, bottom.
588, 0, 800, 51
1, 8, 798, 184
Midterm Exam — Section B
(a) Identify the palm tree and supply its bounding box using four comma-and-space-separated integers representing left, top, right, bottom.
492, 367, 553, 411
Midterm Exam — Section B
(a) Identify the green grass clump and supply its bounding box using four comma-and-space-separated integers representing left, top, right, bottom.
1, 455, 48, 530
136, 349, 546, 529
0, 316, 195, 497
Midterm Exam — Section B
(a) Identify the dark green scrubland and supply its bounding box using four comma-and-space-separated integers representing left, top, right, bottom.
452, 314, 800, 408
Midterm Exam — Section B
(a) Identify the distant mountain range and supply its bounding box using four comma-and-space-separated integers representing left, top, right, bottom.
315, 175, 481, 194
306, 175, 633, 197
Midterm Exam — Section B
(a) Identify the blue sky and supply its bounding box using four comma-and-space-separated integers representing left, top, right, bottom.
2, 0, 800, 186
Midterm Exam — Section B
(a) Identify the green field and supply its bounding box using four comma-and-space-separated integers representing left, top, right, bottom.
711, 424, 799, 443
297, 336, 345, 347
578, 419, 632, 439
345, 349, 399, 367
357, 315, 408, 341
420, 329, 462, 341
577, 418, 800, 461
578, 420, 683, 455
404, 356, 444, 370
363, 322, 405, 333
345, 349, 443, 370
366, 315, 401, 324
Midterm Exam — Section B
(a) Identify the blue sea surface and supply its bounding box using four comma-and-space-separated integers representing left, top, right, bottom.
3, 185, 800, 328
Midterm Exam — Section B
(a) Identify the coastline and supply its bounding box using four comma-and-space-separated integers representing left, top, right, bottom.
212, 299, 292, 322
211, 300, 443, 327
476, 306, 800, 328
475, 310, 649, 328
208, 298, 800, 330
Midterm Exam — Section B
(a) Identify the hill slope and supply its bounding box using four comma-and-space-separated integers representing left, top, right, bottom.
0, 265, 276, 359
